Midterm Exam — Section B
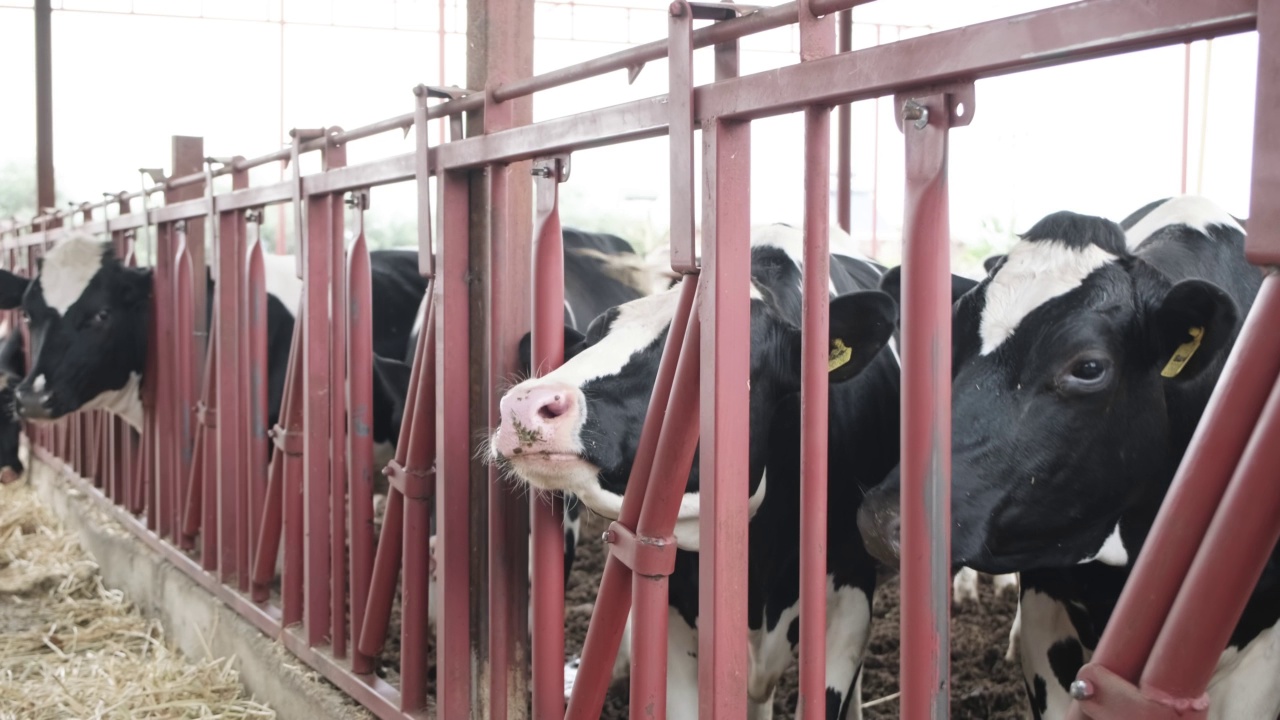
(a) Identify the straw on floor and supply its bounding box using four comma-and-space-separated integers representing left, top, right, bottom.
0, 478, 275, 720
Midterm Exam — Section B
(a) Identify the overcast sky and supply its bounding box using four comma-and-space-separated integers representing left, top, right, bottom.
0, 0, 1261, 261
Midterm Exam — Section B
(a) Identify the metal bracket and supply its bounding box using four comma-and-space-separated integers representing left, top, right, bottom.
382, 459, 435, 500
268, 424, 303, 456
345, 190, 370, 211
531, 155, 571, 182
194, 401, 216, 429
1070, 663, 1210, 720
894, 82, 976, 132
602, 521, 678, 578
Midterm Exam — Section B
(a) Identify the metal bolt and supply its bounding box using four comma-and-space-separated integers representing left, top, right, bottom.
669, 1, 685, 17
1069, 680, 1093, 701
902, 99, 929, 130
602, 530, 616, 543
531, 166, 554, 178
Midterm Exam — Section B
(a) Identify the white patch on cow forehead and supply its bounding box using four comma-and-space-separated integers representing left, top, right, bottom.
1125, 194, 1245, 249
261, 253, 303, 318
40, 235, 108, 315
532, 287, 680, 388
978, 240, 1117, 355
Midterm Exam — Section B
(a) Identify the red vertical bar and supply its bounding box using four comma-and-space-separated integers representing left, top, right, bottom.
303, 192, 334, 648
798, 2, 834, 715
530, 157, 566, 720
151, 222, 174, 536
345, 224, 375, 666
668, 2, 696, 275
400, 295, 440, 710
1247, 0, 1280, 266
435, 167, 472, 716
245, 218, 270, 593
698, 116, 751, 720
836, 9, 853, 235
329, 185, 350, 660
174, 226, 198, 542
898, 91, 958, 720
217, 169, 248, 588
280, 330, 306, 623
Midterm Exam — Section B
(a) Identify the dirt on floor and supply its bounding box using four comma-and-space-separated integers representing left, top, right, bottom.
564, 510, 1029, 719
0, 478, 274, 720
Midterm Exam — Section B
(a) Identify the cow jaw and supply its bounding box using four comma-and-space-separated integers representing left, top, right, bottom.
82, 372, 144, 430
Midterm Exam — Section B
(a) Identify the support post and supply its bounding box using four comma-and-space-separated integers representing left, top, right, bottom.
896, 85, 971, 720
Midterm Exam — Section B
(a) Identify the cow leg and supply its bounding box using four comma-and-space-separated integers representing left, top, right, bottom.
1005, 598, 1022, 663
953, 566, 981, 604
992, 571, 1019, 597
1017, 587, 1091, 720
825, 581, 872, 720
747, 600, 799, 719
666, 607, 700, 720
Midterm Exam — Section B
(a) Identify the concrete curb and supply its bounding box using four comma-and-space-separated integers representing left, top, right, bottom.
26, 451, 374, 720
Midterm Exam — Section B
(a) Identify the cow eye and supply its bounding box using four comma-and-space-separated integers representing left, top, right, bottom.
1059, 356, 1111, 393
91, 308, 109, 326
20, 311, 29, 324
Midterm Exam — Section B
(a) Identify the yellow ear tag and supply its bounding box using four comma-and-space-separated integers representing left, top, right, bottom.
828, 339, 853, 373
1160, 326, 1205, 378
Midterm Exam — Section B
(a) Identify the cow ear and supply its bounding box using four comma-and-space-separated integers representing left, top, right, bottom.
982, 254, 1007, 276
122, 267, 153, 306
879, 266, 979, 307
517, 327, 586, 376
0, 270, 29, 309
1150, 279, 1237, 382
827, 290, 897, 383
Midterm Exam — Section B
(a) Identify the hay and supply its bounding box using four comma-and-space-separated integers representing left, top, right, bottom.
0, 480, 275, 720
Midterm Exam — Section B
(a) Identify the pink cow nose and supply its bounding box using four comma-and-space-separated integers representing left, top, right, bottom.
496, 382, 583, 458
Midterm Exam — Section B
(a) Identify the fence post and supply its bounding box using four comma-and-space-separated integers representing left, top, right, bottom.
896, 85, 971, 719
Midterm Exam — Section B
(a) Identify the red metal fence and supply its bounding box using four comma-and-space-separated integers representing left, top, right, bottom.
1, 1, 1277, 718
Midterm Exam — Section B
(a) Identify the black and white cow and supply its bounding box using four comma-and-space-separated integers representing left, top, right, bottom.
372, 229, 655, 649
0, 289, 28, 483
858, 196, 1280, 720
3, 234, 426, 445
489, 224, 970, 718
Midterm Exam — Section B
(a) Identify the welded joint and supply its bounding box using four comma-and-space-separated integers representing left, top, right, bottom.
268, 424, 304, 456
602, 521, 677, 578
1070, 663, 1210, 720
194, 401, 217, 429
382, 459, 436, 500
532, 155, 571, 182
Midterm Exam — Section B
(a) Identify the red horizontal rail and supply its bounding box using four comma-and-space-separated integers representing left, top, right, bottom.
2, 0, 1254, 245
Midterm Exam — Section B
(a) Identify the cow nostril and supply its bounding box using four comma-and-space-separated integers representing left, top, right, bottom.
538, 394, 571, 420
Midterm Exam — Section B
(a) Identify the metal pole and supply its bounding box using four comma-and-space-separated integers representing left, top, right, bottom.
798, 0, 834, 715
897, 86, 969, 720
698, 116, 751, 720
836, 9, 852, 235
35, 0, 55, 214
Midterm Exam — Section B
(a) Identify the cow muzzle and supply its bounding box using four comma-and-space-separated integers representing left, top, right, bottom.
493, 381, 590, 487
14, 387, 54, 421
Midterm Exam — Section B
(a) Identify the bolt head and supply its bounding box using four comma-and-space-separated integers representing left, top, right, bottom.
669, 1, 685, 17
1069, 680, 1093, 701
602, 530, 615, 543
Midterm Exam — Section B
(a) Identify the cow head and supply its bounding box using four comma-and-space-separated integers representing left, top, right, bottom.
0, 277, 30, 483
489, 241, 898, 549
8, 236, 150, 429
859, 203, 1243, 574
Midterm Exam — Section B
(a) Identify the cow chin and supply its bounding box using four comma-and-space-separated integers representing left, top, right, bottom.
501, 452, 601, 496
